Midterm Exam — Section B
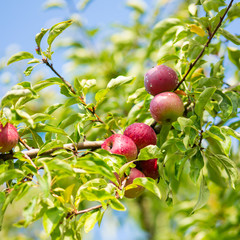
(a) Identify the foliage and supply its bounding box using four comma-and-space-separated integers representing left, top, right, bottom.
1, 0, 240, 239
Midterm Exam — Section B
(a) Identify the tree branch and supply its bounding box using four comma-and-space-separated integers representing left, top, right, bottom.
67, 204, 103, 219
174, 0, 235, 90
0, 140, 104, 161
19, 137, 32, 150
42, 58, 116, 134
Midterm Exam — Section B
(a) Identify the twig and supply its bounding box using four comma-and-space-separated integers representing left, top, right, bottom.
67, 204, 103, 219
0, 140, 104, 161
199, 129, 204, 149
42, 58, 116, 134
223, 82, 240, 93
19, 137, 32, 150
174, 0, 235, 90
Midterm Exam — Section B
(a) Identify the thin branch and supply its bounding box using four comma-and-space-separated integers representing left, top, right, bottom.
42, 58, 116, 134
0, 140, 104, 161
67, 204, 103, 219
19, 137, 32, 150
175, 0, 235, 90
223, 82, 240, 93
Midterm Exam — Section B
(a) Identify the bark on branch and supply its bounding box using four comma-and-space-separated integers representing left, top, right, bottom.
0, 140, 104, 161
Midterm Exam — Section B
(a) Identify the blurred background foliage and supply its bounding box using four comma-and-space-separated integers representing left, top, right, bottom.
0, 0, 240, 239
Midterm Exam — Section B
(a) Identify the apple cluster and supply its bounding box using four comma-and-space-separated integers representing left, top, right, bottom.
102, 123, 159, 198
145, 65, 184, 124
0, 122, 19, 153
102, 65, 184, 198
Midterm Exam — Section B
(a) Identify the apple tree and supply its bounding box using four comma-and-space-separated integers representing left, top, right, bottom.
0, 0, 240, 239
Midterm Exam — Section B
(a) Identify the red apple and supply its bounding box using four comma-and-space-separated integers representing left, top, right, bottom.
101, 134, 138, 161
124, 168, 145, 198
138, 159, 159, 180
150, 92, 184, 124
144, 65, 178, 96
124, 123, 157, 151
0, 122, 19, 153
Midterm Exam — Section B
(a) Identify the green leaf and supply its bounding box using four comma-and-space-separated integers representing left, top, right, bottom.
38, 140, 64, 155
195, 87, 216, 118
33, 77, 63, 92
206, 150, 238, 188
84, 210, 101, 233
205, 126, 226, 142
152, 18, 181, 42
109, 198, 126, 211
7, 51, 34, 65
79, 188, 115, 205
43, 207, 65, 234
16, 109, 34, 127
201, 0, 226, 12
59, 113, 83, 129
214, 90, 233, 120
228, 2, 240, 21
190, 149, 204, 183
218, 28, 240, 45
35, 28, 49, 51
158, 55, 180, 64
227, 47, 240, 69
31, 113, 53, 122
47, 20, 73, 58
126, 0, 147, 14
1, 88, 33, 107
34, 123, 67, 135
133, 177, 161, 199
127, 87, 147, 104
138, 145, 163, 160
206, 159, 226, 187
107, 76, 134, 89
191, 175, 209, 214
95, 89, 109, 106
119, 161, 136, 178
75, 153, 117, 183
221, 126, 240, 141
0, 192, 6, 230
0, 169, 24, 185
28, 58, 41, 64
24, 66, 34, 76
158, 124, 171, 147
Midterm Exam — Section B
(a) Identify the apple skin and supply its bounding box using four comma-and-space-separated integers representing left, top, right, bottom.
144, 65, 178, 96
124, 123, 159, 179
138, 159, 159, 180
101, 134, 138, 161
150, 92, 184, 124
124, 123, 157, 151
0, 122, 19, 153
124, 168, 145, 198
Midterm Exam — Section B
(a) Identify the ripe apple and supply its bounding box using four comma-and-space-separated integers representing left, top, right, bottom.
150, 92, 184, 124
113, 168, 145, 198
124, 123, 157, 151
124, 168, 145, 198
138, 159, 159, 180
101, 134, 138, 161
144, 65, 179, 96
0, 122, 19, 153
